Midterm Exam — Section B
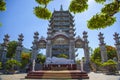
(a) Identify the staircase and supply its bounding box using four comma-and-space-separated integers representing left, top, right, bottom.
25, 70, 89, 79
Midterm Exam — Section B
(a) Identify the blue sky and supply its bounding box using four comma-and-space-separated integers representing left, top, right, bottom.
0, 0, 120, 59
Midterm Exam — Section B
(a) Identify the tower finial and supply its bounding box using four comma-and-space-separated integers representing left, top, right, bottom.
60, 5, 63, 11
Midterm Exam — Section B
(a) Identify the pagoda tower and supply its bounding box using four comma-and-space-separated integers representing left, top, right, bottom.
46, 5, 75, 59
38, 6, 90, 64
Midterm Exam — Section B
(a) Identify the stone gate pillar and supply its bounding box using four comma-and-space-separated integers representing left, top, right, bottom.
83, 31, 90, 72
46, 40, 52, 58
83, 31, 90, 63
69, 26, 75, 60
15, 34, 24, 62
69, 39, 75, 60
1, 34, 9, 62
31, 32, 39, 62
46, 27, 52, 58
98, 32, 108, 62
113, 32, 120, 63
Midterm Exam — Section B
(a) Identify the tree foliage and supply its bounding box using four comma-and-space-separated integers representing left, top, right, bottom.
35, 0, 52, 5
0, 62, 2, 69
101, 2, 119, 16
21, 52, 30, 68
95, 0, 106, 4
0, 0, 6, 26
91, 47, 102, 66
0, 0, 6, 11
7, 41, 18, 59
34, 6, 51, 19
21, 52, 30, 60
5, 59, 21, 71
36, 53, 46, 64
76, 59, 80, 64
88, 0, 120, 29
34, 0, 120, 29
91, 45, 117, 66
34, 0, 52, 20
102, 59, 117, 66
90, 45, 117, 71
88, 14, 116, 29
0, 23, 2, 26
106, 45, 117, 59
57, 53, 68, 59
102, 59, 117, 73
69, 0, 88, 14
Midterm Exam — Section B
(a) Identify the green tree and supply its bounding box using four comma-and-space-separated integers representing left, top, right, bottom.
34, 0, 120, 29
69, 0, 88, 14
34, 0, 52, 20
21, 52, 30, 68
0, 0, 6, 11
36, 53, 46, 64
0, 62, 2, 69
7, 41, 18, 59
91, 45, 117, 67
57, 53, 68, 59
5, 59, 21, 71
0, 0, 6, 26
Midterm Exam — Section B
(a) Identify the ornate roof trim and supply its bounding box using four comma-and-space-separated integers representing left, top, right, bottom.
52, 33, 69, 39
75, 35, 83, 42
39, 36, 47, 42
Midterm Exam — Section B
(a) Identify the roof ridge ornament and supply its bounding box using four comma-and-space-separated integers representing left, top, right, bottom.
60, 4, 63, 11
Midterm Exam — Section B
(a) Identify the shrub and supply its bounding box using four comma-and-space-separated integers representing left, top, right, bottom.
102, 60, 117, 74
5, 59, 21, 71
57, 53, 68, 59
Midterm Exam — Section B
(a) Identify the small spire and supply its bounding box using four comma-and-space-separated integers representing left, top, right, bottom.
60, 5, 63, 11
54, 8, 56, 11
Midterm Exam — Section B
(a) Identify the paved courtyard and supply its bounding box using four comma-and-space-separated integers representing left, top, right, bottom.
0, 72, 120, 80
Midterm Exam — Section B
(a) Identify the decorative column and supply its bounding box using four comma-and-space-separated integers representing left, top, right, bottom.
31, 32, 39, 62
1, 34, 9, 62
81, 59, 84, 72
31, 32, 39, 71
69, 26, 75, 60
83, 31, 90, 72
98, 32, 108, 62
46, 27, 52, 58
113, 32, 120, 63
15, 34, 24, 62
83, 31, 90, 63
69, 40, 75, 60
46, 40, 52, 58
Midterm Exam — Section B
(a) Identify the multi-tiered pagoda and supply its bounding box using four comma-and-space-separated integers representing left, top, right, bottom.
46, 6, 75, 59
38, 6, 90, 63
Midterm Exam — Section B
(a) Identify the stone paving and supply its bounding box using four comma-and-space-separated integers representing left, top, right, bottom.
0, 72, 120, 80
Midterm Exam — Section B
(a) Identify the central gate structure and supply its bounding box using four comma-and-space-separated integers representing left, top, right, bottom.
37, 6, 90, 65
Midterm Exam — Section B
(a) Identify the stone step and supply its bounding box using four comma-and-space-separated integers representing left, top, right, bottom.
25, 70, 89, 79
27, 73, 88, 76
26, 76, 89, 79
